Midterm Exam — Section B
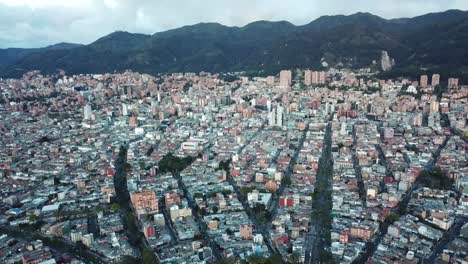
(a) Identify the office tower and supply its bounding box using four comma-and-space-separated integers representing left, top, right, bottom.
420, 75, 428, 88
276, 106, 284, 127
448, 78, 459, 89
431, 74, 440, 86
279, 70, 292, 87
83, 104, 92, 120
304, 70, 312, 86
430, 100, 439, 113
340, 122, 347, 136
122, 103, 128, 116
318, 71, 326, 84
269, 106, 284, 127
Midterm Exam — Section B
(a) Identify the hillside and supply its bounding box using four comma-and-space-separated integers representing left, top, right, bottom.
1, 10, 467, 81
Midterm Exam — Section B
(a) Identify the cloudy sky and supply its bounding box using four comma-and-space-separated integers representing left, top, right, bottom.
0, 0, 467, 48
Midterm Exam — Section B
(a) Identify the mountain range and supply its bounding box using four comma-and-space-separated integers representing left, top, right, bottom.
1, 9, 468, 81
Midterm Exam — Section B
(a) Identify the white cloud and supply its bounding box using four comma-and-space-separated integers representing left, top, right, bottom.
0, 0, 467, 48
0, 0, 92, 8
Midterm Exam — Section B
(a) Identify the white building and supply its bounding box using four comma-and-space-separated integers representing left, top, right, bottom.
83, 104, 92, 120
269, 106, 284, 127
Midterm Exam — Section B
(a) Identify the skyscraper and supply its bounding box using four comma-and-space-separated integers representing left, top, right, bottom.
304, 70, 312, 86
122, 103, 128, 116
83, 104, 92, 120
448, 78, 459, 89
318, 71, 326, 84
279, 70, 292, 87
430, 100, 439, 113
276, 106, 284, 127
340, 122, 347, 136
269, 106, 284, 127
381, 51, 394, 71
431, 74, 440, 86
420, 75, 428, 88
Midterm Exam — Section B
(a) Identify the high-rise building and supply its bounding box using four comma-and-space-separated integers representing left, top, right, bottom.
276, 106, 284, 127
122, 103, 128, 116
305, 71, 326, 85
430, 100, 439, 113
431, 74, 440, 86
304, 70, 312, 86
268, 106, 284, 127
340, 122, 347, 136
448, 78, 459, 88
311, 71, 319, 84
381, 51, 394, 71
420, 75, 428, 88
279, 70, 292, 87
83, 104, 92, 120
318, 71, 326, 84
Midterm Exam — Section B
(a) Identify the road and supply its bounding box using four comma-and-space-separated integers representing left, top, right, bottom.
352, 125, 367, 206
113, 144, 158, 261
305, 120, 334, 264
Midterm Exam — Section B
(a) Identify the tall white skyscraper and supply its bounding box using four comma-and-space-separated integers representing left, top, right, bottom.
340, 122, 347, 136
276, 106, 284, 127
122, 103, 128, 116
269, 106, 284, 127
83, 104, 92, 120
268, 111, 275, 127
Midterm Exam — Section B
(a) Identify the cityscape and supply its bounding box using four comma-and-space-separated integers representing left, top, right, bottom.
0, 1, 467, 264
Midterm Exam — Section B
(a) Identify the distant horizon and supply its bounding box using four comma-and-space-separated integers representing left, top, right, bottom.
1, 0, 467, 49
2, 8, 467, 50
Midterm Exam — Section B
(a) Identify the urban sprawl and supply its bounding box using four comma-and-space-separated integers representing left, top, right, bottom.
0, 65, 467, 264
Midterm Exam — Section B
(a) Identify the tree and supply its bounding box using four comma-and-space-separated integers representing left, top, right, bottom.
214, 257, 238, 264
142, 247, 158, 264
267, 253, 283, 263
247, 255, 267, 264
119, 256, 141, 264
288, 253, 302, 264
111, 203, 120, 212
385, 212, 400, 224
28, 213, 38, 223
146, 146, 154, 156
183, 82, 192, 93
281, 177, 292, 186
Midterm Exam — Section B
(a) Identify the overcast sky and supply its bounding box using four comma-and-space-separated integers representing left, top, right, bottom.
0, 0, 467, 48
